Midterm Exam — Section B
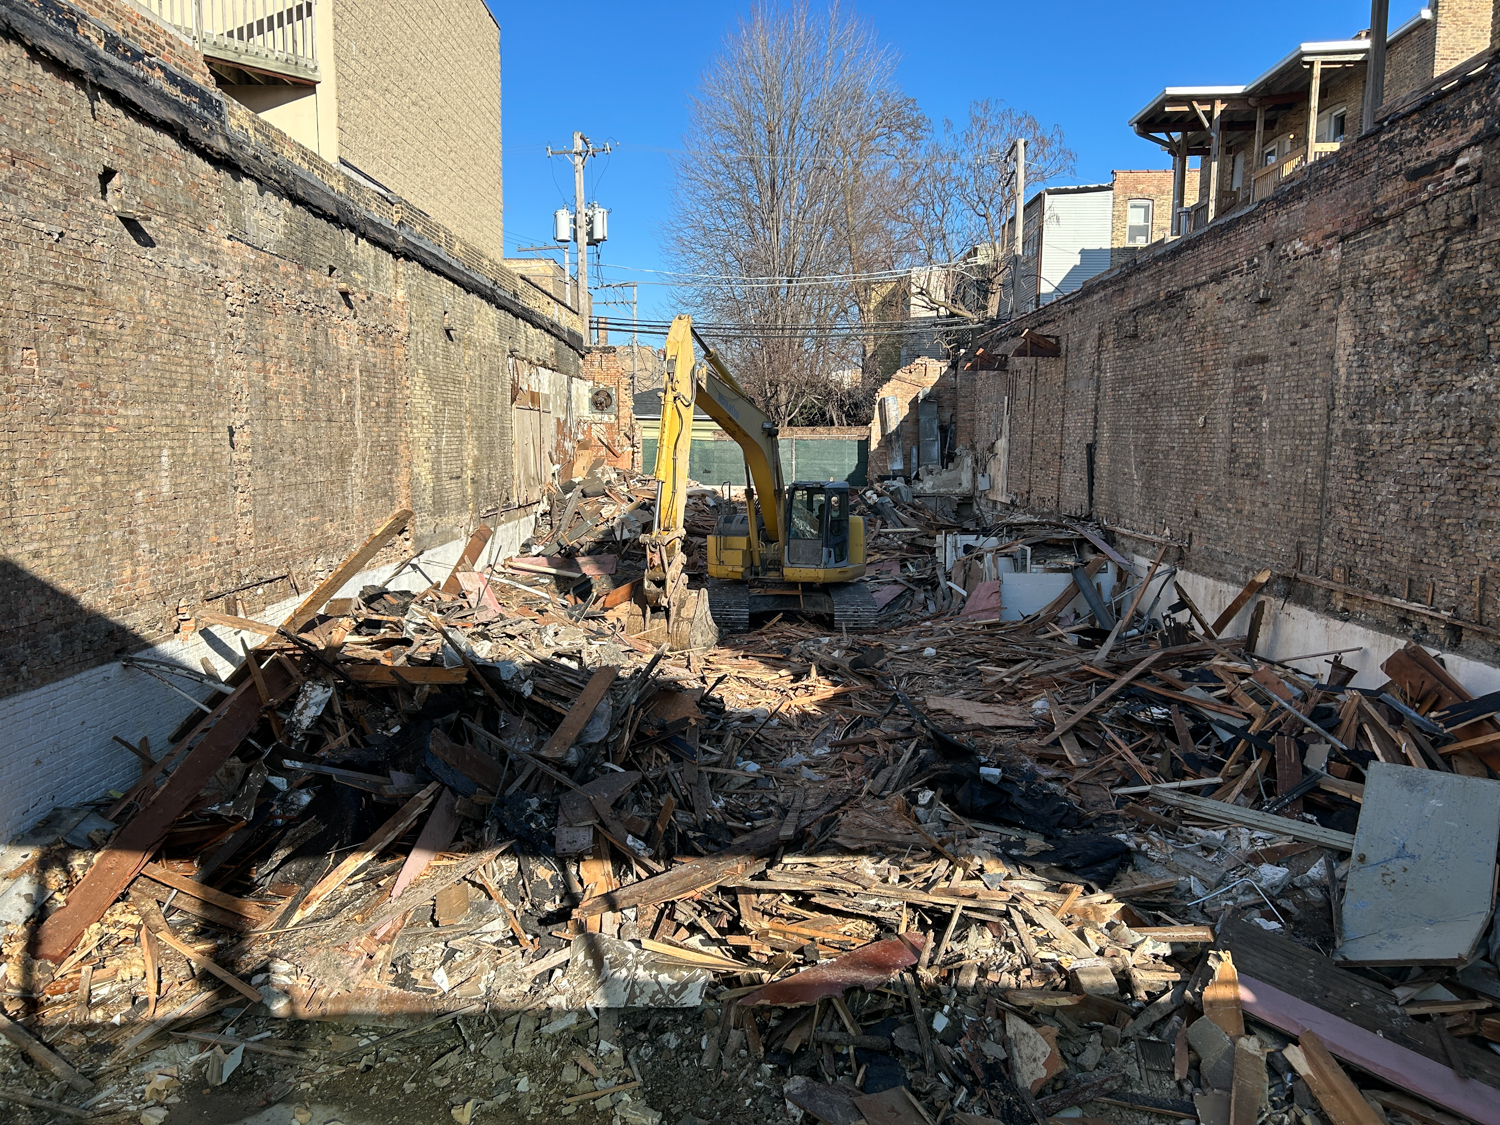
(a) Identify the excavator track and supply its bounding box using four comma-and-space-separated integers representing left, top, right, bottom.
828, 581, 881, 630
706, 581, 751, 635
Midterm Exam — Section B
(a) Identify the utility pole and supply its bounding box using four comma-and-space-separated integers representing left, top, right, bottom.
547, 132, 612, 342
1361, 0, 1389, 135
1011, 136, 1026, 314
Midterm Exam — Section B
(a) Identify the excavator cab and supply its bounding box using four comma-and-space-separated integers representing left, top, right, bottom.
782, 483, 865, 583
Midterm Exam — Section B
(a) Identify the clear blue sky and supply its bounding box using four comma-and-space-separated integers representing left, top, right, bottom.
489, 0, 1381, 326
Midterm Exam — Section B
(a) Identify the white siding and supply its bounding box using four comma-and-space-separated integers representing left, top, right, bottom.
1037, 189, 1113, 303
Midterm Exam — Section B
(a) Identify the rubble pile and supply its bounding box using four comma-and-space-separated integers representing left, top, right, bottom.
3, 497, 1499, 1125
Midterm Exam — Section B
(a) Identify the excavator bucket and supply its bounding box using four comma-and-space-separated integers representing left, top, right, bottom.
620, 584, 719, 651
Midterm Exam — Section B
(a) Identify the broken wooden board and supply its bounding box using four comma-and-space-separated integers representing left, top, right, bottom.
573, 852, 766, 919
1146, 787, 1354, 851
923, 696, 1034, 728
1211, 568, 1273, 635
34, 658, 296, 963
1338, 763, 1500, 965
539, 666, 619, 760
283, 507, 412, 632
1238, 972, 1500, 1125
1219, 916, 1500, 1089
344, 665, 469, 685
1282, 1033, 1384, 1125
440, 526, 494, 594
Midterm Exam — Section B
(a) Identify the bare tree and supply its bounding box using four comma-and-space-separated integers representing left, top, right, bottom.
669, 2, 924, 427
910, 100, 1075, 323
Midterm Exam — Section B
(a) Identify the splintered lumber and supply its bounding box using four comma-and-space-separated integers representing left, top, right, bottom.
289, 782, 440, 924
1283, 1033, 1385, 1125
345, 844, 511, 940
574, 852, 766, 918
0, 1013, 94, 1094
1018, 900, 1094, 960
35, 658, 296, 963
283, 507, 413, 632
1211, 568, 1273, 635
1045, 649, 1165, 744
1338, 763, 1500, 965
139, 863, 273, 921
344, 665, 469, 685
1145, 787, 1355, 851
440, 526, 494, 593
539, 666, 620, 759
1204, 953, 1246, 1039
739, 934, 924, 1006
149, 926, 263, 1004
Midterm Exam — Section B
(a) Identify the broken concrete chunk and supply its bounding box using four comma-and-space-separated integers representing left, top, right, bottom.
558, 934, 710, 1009
1188, 1016, 1236, 1091
1006, 1011, 1065, 1095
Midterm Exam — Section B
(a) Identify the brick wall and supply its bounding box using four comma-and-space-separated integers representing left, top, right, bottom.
331, 0, 504, 264
581, 345, 657, 470
1110, 170, 1175, 265
867, 358, 948, 479
1435, 0, 1495, 72
0, 0, 582, 708
1386, 17, 1437, 106
971, 50, 1500, 665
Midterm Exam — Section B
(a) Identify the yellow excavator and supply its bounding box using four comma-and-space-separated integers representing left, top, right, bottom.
640, 314, 875, 641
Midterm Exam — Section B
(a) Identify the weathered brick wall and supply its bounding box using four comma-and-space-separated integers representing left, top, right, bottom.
979, 50, 1500, 663
1386, 18, 1437, 107
867, 358, 948, 479
1435, 0, 1495, 72
1110, 170, 1175, 265
331, 0, 504, 264
580, 345, 655, 469
0, 0, 581, 703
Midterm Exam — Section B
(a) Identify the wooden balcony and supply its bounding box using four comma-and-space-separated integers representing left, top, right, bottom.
137, 0, 318, 83
1249, 142, 1341, 203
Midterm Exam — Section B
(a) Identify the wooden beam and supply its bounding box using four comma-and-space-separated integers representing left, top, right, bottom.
282, 507, 413, 633
196, 609, 278, 636
538, 666, 620, 760
1306, 59, 1323, 167
1212, 568, 1273, 635
440, 526, 493, 594
289, 782, 440, 925
1045, 649, 1165, 744
35, 659, 296, 963
1207, 101, 1225, 221
0, 1013, 95, 1093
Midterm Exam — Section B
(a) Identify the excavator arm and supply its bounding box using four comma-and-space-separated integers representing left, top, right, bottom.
689, 325, 785, 547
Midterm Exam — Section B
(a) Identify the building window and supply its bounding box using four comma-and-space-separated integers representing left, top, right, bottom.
1126, 200, 1153, 245
1231, 151, 1245, 191
1317, 105, 1348, 144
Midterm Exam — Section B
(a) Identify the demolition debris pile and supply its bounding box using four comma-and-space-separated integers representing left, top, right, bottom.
3, 494, 1500, 1125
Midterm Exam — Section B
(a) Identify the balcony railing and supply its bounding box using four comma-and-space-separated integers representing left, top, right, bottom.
138, 0, 318, 82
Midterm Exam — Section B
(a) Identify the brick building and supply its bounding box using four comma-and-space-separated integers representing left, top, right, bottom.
956, 22, 1500, 686
0, 0, 589, 837
130, 0, 505, 263
1130, 0, 1494, 236
1108, 170, 1176, 266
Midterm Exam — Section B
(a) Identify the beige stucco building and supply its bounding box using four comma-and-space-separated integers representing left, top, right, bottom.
133, 0, 504, 262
